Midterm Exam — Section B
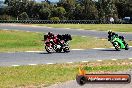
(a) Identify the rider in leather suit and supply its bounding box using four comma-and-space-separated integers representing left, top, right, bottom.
108, 30, 126, 45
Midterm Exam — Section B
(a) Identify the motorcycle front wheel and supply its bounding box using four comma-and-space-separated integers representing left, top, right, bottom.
63, 46, 70, 53
114, 45, 120, 51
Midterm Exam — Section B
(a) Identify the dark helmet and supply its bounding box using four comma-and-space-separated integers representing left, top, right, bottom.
108, 30, 112, 34
48, 32, 54, 36
48, 32, 52, 35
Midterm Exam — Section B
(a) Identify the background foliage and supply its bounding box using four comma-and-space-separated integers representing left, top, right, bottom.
0, 0, 131, 21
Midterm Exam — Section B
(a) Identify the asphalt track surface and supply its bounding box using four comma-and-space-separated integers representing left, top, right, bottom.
0, 48, 131, 66
0, 24, 132, 66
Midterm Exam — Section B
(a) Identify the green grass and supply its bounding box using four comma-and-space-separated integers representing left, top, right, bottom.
71, 36, 132, 49
71, 36, 112, 49
34, 24, 132, 32
0, 30, 132, 52
0, 30, 43, 52
0, 59, 132, 88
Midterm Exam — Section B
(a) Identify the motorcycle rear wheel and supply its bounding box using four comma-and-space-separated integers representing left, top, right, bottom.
125, 44, 129, 50
45, 46, 53, 53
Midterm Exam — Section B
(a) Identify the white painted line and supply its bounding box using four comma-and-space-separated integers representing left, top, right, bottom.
128, 58, 132, 60
82, 36, 86, 37
31, 25, 39, 27
71, 49, 85, 51
47, 27, 52, 28
97, 60, 102, 62
12, 65, 20, 67
14, 30, 19, 31
65, 28, 70, 29
25, 51, 43, 53
7, 52, 14, 53
3, 29, 8, 30
29, 64, 37, 66
65, 28, 83, 30
67, 62, 73, 64
129, 46, 132, 47
112, 59, 117, 61
82, 61, 88, 63
93, 48, 106, 49
76, 29, 83, 30
26, 31, 31, 32
46, 63, 54, 65
111, 47, 115, 48
101, 39, 107, 40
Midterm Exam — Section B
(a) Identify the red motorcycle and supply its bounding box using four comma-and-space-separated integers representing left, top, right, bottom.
43, 34, 71, 53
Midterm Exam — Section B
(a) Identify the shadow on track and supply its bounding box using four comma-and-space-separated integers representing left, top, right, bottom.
100, 47, 131, 51
99, 49, 119, 51
38, 52, 66, 54
38, 52, 51, 54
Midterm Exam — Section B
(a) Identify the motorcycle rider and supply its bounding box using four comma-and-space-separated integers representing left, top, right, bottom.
108, 30, 118, 41
47, 32, 54, 39
46, 32, 63, 47
56, 34, 65, 47
45, 32, 56, 47
108, 30, 127, 45
44, 32, 71, 53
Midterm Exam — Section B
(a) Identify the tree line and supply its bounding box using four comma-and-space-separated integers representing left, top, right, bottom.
0, 0, 131, 21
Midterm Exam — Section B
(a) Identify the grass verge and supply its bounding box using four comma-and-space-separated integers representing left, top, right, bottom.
0, 59, 132, 88
34, 24, 132, 32
0, 30, 132, 52
0, 30, 43, 52
71, 36, 132, 49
